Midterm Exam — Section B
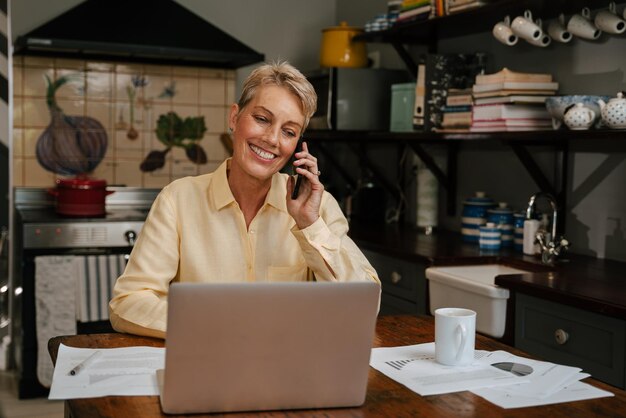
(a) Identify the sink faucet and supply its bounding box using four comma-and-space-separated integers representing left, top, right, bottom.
525, 192, 569, 264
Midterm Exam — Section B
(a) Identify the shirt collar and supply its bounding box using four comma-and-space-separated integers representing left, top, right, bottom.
211, 158, 288, 213
212, 159, 236, 210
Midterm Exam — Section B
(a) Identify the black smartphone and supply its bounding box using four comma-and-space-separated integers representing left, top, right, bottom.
291, 173, 303, 199
291, 140, 304, 199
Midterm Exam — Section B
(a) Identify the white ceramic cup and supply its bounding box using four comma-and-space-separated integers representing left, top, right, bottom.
511, 10, 543, 41
547, 14, 573, 43
524, 19, 552, 47
435, 308, 476, 366
568, 8, 602, 40
493, 15, 518, 46
595, 2, 626, 34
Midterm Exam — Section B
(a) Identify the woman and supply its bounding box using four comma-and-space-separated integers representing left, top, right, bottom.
109, 61, 379, 338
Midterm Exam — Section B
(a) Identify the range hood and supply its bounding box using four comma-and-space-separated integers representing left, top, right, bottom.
14, 0, 264, 68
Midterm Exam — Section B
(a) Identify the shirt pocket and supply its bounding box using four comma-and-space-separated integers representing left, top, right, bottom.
267, 263, 309, 282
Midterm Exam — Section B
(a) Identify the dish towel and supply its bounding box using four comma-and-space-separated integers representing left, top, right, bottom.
35, 256, 78, 388
76, 255, 127, 323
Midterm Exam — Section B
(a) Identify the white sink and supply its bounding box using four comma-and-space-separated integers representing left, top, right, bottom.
425, 264, 530, 338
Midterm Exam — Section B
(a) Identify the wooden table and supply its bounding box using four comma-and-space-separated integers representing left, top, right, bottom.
49, 315, 626, 417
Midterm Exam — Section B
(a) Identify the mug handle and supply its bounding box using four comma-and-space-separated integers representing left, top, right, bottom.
582, 7, 591, 18
610, 1, 616, 14
455, 324, 468, 362
504, 15, 510, 26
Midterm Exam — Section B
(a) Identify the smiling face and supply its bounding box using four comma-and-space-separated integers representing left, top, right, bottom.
228, 84, 305, 184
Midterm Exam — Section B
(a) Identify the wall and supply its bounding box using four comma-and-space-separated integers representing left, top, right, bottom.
12, 56, 236, 187
11, 0, 337, 97
9, 1, 337, 187
1, 0, 9, 234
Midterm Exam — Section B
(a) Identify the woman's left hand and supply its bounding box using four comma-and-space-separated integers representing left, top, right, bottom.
286, 141, 324, 229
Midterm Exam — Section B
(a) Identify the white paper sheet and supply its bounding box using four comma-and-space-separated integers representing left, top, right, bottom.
49, 344, 165, 400
471, 380, 614, 409
370, 343, 527, 396
474, 350, 582, 398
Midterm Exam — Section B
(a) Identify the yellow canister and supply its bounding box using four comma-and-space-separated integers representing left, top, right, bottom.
320, 21, 368, 68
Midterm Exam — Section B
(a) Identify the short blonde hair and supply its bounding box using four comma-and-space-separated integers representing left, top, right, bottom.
237, 61, 317, 132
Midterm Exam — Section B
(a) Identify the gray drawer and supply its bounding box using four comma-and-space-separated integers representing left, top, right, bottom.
362, 249, 426, 314
516, 293, 626, 388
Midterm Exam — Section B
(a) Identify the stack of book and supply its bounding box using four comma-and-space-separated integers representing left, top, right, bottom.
440, 88, 473, 131
397, 0, 432, 23
470, 68, 557, 132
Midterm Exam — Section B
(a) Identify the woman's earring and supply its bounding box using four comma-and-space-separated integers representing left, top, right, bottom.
228, 127, 233, 133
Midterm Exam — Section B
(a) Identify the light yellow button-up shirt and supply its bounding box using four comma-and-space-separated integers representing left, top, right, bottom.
109, 159, 380, 338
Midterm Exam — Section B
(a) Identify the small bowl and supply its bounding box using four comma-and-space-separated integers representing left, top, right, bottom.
545, 95, 610, 129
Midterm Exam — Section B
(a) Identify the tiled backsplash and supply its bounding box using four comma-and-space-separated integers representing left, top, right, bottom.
12, 56, 235, 187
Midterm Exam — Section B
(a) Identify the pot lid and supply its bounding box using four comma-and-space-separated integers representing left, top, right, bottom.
463, 191, 494, 205
322, 21, 363, 32
56, 177, 107, 188
488, 202, 513, 214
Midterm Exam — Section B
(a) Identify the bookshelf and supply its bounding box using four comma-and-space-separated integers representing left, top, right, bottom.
318, 0, 626, 218
356, 0, 624, 72
356, 0, 623, 45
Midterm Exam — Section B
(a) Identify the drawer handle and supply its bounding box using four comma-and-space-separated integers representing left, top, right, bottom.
390, 271, 402, 284
554, 329, 569, 345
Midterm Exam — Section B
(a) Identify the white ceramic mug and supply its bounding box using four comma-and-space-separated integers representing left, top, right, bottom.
568, 8, 602, 40
524, 19, 552, 47
493, 15, 518, 46
595, 2, 626, 34
511, 10, 543, 41
435, 308, 476, 366
548, 14, 572, 43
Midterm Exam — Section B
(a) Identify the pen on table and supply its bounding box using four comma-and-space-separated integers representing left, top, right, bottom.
68, 350, 101, 376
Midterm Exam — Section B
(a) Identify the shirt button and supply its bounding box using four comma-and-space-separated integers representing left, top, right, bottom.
250, 230, 255, 234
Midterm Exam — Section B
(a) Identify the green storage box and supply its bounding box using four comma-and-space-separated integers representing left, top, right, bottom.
390, 82, 416, 132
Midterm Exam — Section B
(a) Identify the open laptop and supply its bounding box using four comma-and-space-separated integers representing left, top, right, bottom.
157, 281, 380, 414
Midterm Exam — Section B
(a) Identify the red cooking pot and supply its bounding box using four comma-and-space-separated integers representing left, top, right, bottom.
48, 177, 114, 217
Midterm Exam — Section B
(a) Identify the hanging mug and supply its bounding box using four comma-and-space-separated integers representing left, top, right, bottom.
594, 2, 626, 35
568, 8, 602, 40
548, 14, 572, 43
524, 18, 551, 47
511, 10, 543, 42
493, 15, 518, 46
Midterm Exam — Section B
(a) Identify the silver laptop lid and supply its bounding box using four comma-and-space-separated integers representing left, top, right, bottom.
160, 281, 380, 414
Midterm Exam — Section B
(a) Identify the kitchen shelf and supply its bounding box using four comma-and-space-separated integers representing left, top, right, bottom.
356, 0, 624, 73
307, 129, 624, 224
305, 128, 626, 144
330, 0, 626, 224
356, 0, 621, 45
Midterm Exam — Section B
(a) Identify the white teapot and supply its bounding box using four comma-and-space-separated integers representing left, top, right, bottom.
563, 103, 596, 130
598, 92, 626, 129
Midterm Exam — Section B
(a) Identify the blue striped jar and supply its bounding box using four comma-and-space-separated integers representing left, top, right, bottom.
461, 192, 495, 243
513, 212, 525, 251
487, 203, 514, 247
479, 222, 501, 250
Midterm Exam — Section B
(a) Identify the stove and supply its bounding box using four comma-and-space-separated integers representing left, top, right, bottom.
19, 208, 149, 249
10, 187, 160, 398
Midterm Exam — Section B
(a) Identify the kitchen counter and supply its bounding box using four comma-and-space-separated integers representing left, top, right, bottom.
348, 222, 626, 320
